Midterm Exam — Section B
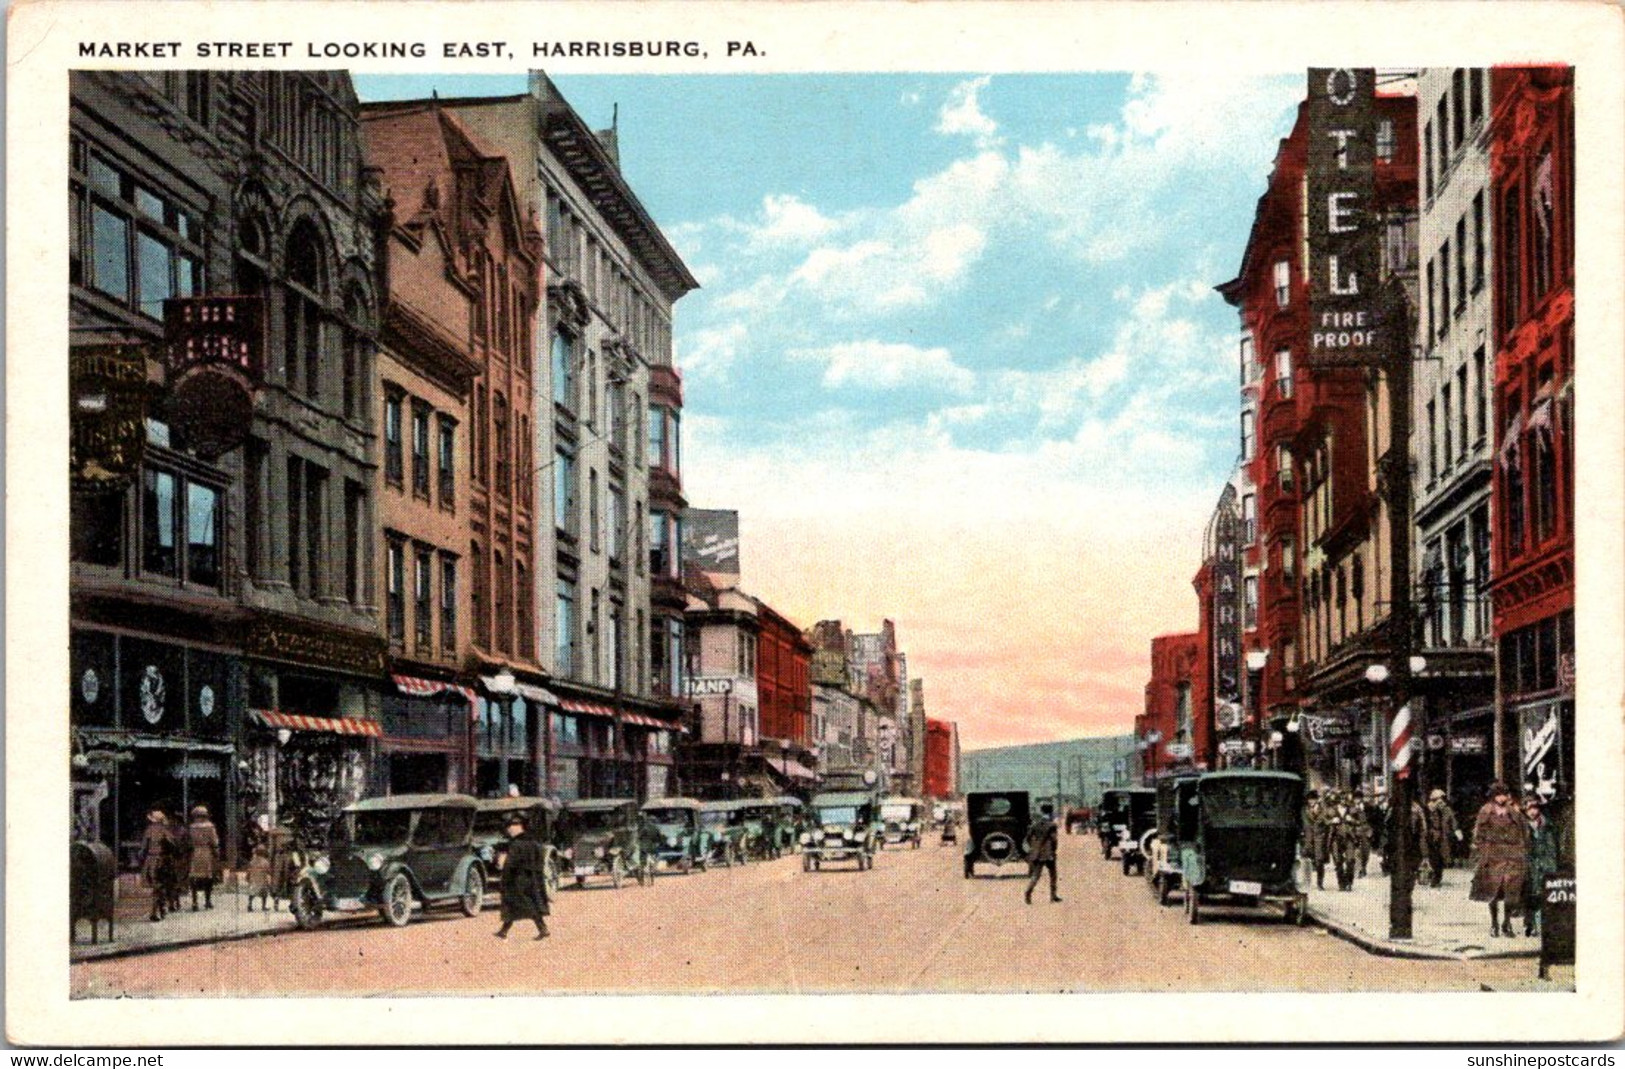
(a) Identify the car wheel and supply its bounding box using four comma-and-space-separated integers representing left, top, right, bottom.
380, 873, 413, 927
291, 879, 323, 931
459, 867, 486, 917
544, 855, 561, 897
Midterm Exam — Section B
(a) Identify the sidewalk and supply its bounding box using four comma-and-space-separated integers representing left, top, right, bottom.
71, 879, 296, 963
1305, 865, 1540, 961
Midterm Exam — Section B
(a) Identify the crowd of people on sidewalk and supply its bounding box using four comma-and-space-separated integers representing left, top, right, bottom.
136, 805, 222, 921
1299, 780, 1565, 939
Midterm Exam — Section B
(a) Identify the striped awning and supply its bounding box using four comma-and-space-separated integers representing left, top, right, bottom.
392, 674, 479, 720
557, 698, 680, 732
251, 709, 382, 738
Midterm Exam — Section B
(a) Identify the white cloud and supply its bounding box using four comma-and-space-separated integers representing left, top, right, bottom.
746, 193, 841, 250
677, 321, 749, 384
788, 340, 976, 394
936, 75, 1000, 149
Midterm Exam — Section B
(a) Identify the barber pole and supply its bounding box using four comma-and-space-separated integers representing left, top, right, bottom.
1388, 704, 1414, 779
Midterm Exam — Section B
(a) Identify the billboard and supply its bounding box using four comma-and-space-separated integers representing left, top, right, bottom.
682, 507, 741, 580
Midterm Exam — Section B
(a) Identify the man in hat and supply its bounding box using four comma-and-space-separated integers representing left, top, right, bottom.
139, 808, 172, 922
495, 815, 550, 940
1424, 788, 1461, 888
1301, 790, 1331, 890
1471, 781, 1529, 938
1023, 802, 1061, 904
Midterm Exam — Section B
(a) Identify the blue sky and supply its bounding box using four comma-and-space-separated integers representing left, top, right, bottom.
356, 72, 1306, 745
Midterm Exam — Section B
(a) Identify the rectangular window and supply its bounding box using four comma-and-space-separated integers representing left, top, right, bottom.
590, 587, 602, 683
1438, 239, 1451, 337
1455, 215, 1469, 311
1452, 69, 1466, 147
648, 406, 666, 469
1274, 348, 1293, 398
186, 481, 220, 588
287, 457, 303, 591
608, 486, 624, 561
589, 468, 601, 553
1281, 535, 1296, 582
384, 392, 404, 488
649, 509, 665, 576
1502, 189, 1523, 335
1427, 400, 1438, 481
1436, 96, 1449, 170
304, 464, 327, 598
551, 330, 575, 411
1441, 384, 1454, 468
411, 404, 430, 498
1277, 444, 1294, 492
440, 554, 457, 652
91, 204, 131, 301
1238, 333, 1254, 386
437, 416, 455, 506
1241, 494, 1256, 545
415, 548, 433, 650
1240, 409, 1256, 462
1457, 365, 1470, 459
1423, 121, 1434, 200
137, 230, 173, 319
1376, 119, 1395, 162
1425, 260, 1436, 342
1474, 347, 1488, 441
387, 539, 406, 643
1472, 191, 1486, 292
142, 469, 178, 578
344, 481, 363, 605
1273, 260, 1289, 307
1532, 148, 1555, 302
1469, 69, 1485, 126
1244, 576, 1258, 630
555, 578, 576, 676
554, 449, 576, 535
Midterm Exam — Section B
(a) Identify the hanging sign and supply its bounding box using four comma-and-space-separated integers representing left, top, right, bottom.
1305, 68, 1392, 367
70, 344, 150, 486
164, 296, 264, 459
1211, 486, 1243, 708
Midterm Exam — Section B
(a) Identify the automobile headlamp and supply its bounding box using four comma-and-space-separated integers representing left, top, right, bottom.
479, 846, 494, 863
365, 853, 385, 872
799, 832, 812, 845
562, 847, 574, 861
312, 856, 331, 875
594, 846, 607, 859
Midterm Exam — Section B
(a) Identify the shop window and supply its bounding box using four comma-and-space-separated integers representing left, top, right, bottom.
141, 467, 222, 590
72, 487, 124, 567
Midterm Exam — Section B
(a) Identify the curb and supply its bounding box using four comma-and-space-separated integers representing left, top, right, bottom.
1306, 908, 1540, 962
71, 920, 297, 964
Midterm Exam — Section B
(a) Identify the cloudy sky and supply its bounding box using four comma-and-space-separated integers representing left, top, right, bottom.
356, 72, 1306, 748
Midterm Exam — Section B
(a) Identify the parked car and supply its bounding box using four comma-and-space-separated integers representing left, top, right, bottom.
963, 790, 1031, 878
878, 797, 927, 849
699, 800, 750, 867
1180, 771, 1307, 925
290, 793, 486, 930
1098, 788, 1156, 871
801, 791, 879, 871
640, 798, 711, 873
560, 799, 653, 888
733, 800, 783, 860
472, 797, 562, 898
768, 796, 807, 855
1147, 777, 1200, 905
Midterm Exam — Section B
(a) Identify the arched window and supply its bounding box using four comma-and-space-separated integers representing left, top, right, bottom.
284, 220, 327, 400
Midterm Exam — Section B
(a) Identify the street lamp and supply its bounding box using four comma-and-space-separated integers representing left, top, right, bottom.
487, 668, 517, 797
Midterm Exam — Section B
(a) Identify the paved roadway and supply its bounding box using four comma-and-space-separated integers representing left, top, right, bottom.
72, 831, 1530, 997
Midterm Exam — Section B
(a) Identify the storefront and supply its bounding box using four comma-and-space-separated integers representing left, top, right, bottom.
71, 627, 243, 871
474, 678, 552, 797
1297, 706, 1370, 792
381, 675, 478, 795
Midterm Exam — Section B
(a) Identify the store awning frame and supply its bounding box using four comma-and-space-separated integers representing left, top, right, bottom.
251, 709, 383, 738
391, 674, 479, 720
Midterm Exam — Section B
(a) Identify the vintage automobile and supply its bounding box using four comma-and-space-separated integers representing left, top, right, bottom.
963, 790, 1031, 878
1146, 776, 1200, 905
878, 797, 927, 849
699, 800, 751, 867
801, 791, 879, 871
1180, 771, 1308, 925
1098, 788, 1156, 870
1063, 806, 1093, 834
640, 797, 711, 873
734, 800, 783, 860
472, 796, 562, 899
290, 793, 486, 929
560, 798, 653, 888
768, 796, 807, 855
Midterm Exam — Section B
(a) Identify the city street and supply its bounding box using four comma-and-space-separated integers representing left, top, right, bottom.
72, 832, 1531, 997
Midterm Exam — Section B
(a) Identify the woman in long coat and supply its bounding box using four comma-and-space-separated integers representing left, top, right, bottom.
1471, 782, 1529, 938
495, 817, 550, 940
139, 809, 172, 921
187, 805, 221, 910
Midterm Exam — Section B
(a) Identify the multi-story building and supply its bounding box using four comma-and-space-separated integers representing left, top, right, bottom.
361, 100, 546, 797
1218, 84, 1418, 791
755, 601, 816, 789
922, 717, 959, 800
1486, 66, 1574, 807
1139, 632, 1205, 780
680, 579, 760, 797
808, 620, 873, 777
1412, 68, 1498, 814
430, 73, 699, 800
70, 71, 388, 863
907, 677, 928, 795
1198, 481, 1249, 768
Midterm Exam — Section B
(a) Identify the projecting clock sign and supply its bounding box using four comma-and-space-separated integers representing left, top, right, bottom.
139, 665, 167, 725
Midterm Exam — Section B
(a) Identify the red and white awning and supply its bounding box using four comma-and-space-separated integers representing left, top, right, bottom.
251, 709, 382, 738
391, 674, 479, 720
557, 698, 681, 732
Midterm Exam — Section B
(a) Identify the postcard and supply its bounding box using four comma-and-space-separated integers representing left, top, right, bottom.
7, 0, 1624, 1047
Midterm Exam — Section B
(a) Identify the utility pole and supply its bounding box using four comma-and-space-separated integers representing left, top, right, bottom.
1380, 277, 1416, 941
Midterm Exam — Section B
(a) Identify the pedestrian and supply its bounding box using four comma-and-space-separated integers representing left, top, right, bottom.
245, 844, 274, 912
161, 810, 192, 915
1363, 791, 1385, 876
1470, 781, 1529, 938
495, 815, 550, 940
1424, 788, 1462, 888
187, 805, 222, 910
1521, 796, 1559, 937
138, 808, 172, 922
1383, 794, 1426, 888
1023, 801, 1061, 905
1328, 794, 1363, 892
1301, 791, 1331, 890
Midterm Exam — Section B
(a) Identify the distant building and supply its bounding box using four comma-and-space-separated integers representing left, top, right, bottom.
1138, 632, 1204, 781
922, 718, 960, 799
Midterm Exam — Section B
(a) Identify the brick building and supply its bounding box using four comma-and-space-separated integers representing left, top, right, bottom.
1138, 632, 1204, 781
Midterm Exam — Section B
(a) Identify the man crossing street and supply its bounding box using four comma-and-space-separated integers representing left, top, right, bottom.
1024, 802, 1062, 905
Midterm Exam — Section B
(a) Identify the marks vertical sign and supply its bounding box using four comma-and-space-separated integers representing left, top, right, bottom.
1305, 68, 1384, 366
1211, 486, 1242, 713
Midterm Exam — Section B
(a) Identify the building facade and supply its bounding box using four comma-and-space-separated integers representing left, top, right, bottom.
922, 717, 959, 800
1139, 632, 1205, 781
1487, 66, 1574, 807
70, 71, 389, 864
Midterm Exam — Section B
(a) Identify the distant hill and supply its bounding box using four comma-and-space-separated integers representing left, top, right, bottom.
962, 735, 1142, 808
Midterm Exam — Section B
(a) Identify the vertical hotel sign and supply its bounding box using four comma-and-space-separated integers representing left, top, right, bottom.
1212, 486, 1242, 714
1306, 68, 1385, 367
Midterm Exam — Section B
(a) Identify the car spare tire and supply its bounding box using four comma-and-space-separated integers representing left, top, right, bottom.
980, 832, 1018, 865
